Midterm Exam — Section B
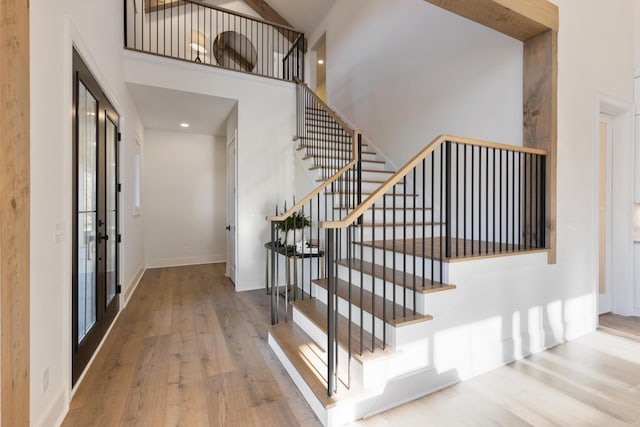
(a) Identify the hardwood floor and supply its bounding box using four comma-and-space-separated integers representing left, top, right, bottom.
63, 265, 640, 426
62, 264, 321, 427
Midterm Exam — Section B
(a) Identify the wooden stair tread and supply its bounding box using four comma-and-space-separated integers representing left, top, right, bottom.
324, 192, 417, 197
297, 136, 360, 145
313, 278, 432, 327
307, 129, 351, 136
334, 206, 431, 211
292, 298, 391, 360
316, 178, 391, 184
354, 238, 545, 262
336, 258, 456, 294
304, 155, 385, 164
298, 146, 376, 156
269, 323, 338, 409
360, 221, 442, 228
298, 138, 368, 147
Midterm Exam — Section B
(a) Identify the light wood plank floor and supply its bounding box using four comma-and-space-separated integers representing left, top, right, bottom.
350, 314, 640, 426
63, 264, 640, 426
62, 264, 321, 427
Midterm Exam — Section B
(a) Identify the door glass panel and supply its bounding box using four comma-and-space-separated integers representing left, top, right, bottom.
106, 118, 117, 305
77, 81, 98, 343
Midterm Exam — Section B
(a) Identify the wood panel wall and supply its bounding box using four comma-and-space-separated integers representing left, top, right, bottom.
0, 0, 31, 424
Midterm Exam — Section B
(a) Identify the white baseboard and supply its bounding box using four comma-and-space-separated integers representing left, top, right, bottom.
34, 387, 67, 427
124, 265, 146, 307
145, 254, 226, 269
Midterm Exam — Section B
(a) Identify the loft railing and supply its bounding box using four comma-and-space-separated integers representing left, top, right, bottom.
320, 134, 547, 396
124, 0, 304, 82
266, 80, 361, 326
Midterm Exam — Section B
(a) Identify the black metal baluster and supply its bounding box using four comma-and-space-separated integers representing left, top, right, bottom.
431, 150, 435, 280
326, 228, 335, 397
464, 144, 467, 255
382, 192, 387, 349
371, 202, 376, 352
455, 143, 459, 257
485, 146, 488, 254
471, 146, 476, 254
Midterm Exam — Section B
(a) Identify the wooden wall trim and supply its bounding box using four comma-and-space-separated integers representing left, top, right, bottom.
0, 0, 31, 424
424, 0, 558, 41
524, 29, 558, 263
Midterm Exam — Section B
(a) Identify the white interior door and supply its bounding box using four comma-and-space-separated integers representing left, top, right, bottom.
598, 114, 613, 314
226, 130, 237, 284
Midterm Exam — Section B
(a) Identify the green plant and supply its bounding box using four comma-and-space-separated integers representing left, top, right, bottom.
276, 210, 311, 232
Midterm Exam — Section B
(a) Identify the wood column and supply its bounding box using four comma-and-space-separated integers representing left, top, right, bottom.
0, 0, 31, 424
524, 29, 557, 263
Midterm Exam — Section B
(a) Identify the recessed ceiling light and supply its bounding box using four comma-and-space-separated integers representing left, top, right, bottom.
317, 59, 324, 65
180, 123, 190, 128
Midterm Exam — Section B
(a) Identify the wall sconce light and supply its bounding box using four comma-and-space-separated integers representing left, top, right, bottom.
190, 31, 208, 63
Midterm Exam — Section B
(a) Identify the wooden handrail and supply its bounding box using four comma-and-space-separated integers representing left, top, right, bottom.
321, 134, 547, 229
294, 77, 356, 140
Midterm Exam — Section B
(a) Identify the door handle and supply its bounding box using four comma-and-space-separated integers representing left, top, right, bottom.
98, 233, 109, 241
225, 225, 231, 231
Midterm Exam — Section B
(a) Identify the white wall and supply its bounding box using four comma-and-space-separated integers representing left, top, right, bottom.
30, 1, 146, 425
309, 0, 523, 167
144, 131, 227, 267
124, 51, 297, 292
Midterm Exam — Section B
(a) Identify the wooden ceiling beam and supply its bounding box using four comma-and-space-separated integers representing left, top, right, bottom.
424, 0, 558, 42
241, 0, 305, 48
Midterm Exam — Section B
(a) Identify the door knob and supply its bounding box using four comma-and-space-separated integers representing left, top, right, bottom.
225, 225, 231, 231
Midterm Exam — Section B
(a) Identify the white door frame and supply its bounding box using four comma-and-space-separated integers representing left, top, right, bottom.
597, 114, 613, 314
226, 129, 238, 284
594, 93, 635, 319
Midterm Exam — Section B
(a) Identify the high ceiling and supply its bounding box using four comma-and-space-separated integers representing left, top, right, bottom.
263, 0, 336, 34
204, 0, 335, 35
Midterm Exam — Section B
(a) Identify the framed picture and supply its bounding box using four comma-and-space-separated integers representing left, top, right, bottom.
145, 0, 182, 13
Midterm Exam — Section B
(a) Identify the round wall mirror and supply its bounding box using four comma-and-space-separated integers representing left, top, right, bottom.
213, 31, 258, 72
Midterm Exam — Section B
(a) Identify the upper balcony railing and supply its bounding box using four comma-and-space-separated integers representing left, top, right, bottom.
124, 0, 305, 82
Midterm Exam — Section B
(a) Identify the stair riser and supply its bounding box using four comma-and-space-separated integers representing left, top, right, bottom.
313, 283, 411, 347
344, 246, 448, 281
334, 209, 433, 223
291, 307, 369, 390
310, 158, 387, 171
303, 149, 378, 162
321, 181, 389, 194
303, 126, 352, 137
330, 268, 427, 312
354, 225, 442, 241
327, 196, 416, 210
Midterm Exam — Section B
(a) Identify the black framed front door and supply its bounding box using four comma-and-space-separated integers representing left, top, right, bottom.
72, 49, 120, 384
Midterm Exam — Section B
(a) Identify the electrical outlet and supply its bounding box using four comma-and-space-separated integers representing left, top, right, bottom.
55, 223, 63, 244
43, 368, 49, 392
